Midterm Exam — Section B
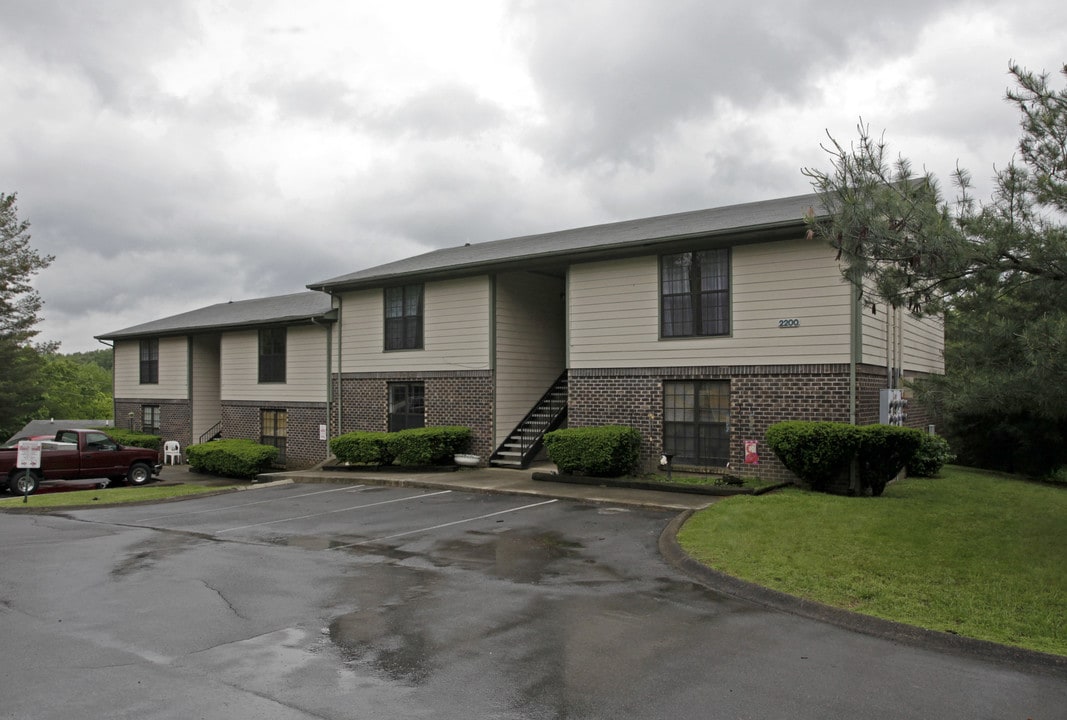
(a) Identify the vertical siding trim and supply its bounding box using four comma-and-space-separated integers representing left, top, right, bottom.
488, 275, 497, 448
489, 275, 497, 373
565, 268, 571, 368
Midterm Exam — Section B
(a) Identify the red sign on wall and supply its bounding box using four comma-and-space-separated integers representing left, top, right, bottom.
743, 439, 759, 465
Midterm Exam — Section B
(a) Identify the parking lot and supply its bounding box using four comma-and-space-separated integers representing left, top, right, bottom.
2, 482, 1065, 719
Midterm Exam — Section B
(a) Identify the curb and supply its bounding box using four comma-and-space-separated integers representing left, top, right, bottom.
659, 510, 1067, 676
531, 471, 791, 496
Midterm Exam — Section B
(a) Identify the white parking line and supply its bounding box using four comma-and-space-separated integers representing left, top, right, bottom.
330, 498, 559, 550
214, 490, 453, 534
135, 484, 367, 524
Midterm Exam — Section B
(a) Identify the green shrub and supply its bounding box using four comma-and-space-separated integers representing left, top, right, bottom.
543, 425, 641, 477
331, 431, 394, 465
107, 429, 162, 451
185, 439, 278, 478
765, 421, 860, 491
857, 425, 925, 495
768, 421, 934, 495
908, 433, 955, 477
386, 426, 472, 465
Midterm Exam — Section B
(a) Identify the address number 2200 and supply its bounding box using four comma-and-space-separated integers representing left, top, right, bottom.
778, 318, 800, 328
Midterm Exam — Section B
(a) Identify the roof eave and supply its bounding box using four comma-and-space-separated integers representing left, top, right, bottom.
308, 217, 814, 293
95, 310, 337, 342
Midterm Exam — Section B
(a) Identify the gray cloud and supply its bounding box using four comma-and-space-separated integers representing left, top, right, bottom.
510, 0, 964, 170
0, 0, 1062, 351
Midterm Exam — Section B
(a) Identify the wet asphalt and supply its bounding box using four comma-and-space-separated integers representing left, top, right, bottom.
1, 466, 1064, 719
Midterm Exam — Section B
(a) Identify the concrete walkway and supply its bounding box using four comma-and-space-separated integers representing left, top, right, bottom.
157, 461, 720, 512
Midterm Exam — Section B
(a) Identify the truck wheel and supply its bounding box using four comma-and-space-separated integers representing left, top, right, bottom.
10, 471, 40, 495
126, 463, 152, 486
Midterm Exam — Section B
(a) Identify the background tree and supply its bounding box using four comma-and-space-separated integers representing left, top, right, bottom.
803, 63, 1067, 476
0, 193, 54, 439
35, 352, 114, 421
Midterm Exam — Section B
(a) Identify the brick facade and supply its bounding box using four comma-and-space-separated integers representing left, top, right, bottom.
337, 370, 494, 459
569, 364, 934, 484
221, 401, 330, 469
114, 398, 192, 448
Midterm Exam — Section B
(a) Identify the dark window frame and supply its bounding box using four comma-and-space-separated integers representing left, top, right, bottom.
139, 338, 159, 384
660, 248, 731, 338
388, 382, 425, 432
662, 380, 731, 467
260, 408, 287, 465
142, 405, 161, 435
384, 284, 424, 351
258, 327, 287, 384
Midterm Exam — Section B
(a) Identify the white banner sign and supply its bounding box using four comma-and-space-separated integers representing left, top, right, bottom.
16, 441, 43, 469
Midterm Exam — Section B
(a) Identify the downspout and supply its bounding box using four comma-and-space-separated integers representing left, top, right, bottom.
849, 281, 861, 493
311, 316, 333, 462
98, 339, 115, 427
331, 292, 343, 436
850, 281, 860, 426
489, 275, 497, 448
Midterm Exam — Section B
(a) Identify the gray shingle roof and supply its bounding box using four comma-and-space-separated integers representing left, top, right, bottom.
96, 291, 335, 340
309, 192, 822, 291
5, 419, 114, 445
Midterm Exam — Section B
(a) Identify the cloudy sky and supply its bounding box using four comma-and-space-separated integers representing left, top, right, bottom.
3, 0, 1065, 352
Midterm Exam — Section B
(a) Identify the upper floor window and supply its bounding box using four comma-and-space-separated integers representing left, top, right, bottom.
139, 339, 159, 384
661, 249, 730, 338
384, 284, 424, 351
259, 327, 286, 383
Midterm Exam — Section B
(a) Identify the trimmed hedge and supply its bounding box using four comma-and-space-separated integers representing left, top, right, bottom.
107, 429, 162, 451
543, 425, 641, 477
766, 421, 929, 495
330, 426, 472, 466
764, 422, 860, 492
908, 433, 955, 477
330, 431, 393, 465
857, 424, 925, 494
388, 426, 471, 466
185, 439, 279, 478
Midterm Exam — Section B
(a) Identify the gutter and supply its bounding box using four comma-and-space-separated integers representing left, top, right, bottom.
307, 219, 816, 294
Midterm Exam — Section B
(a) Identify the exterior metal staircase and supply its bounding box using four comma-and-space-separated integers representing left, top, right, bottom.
198, 421, 222, 445
489, 372, 568, 469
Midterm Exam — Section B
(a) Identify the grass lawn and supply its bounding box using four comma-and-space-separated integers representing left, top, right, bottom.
0, 483, 237, 509
677, 465, 1067, 657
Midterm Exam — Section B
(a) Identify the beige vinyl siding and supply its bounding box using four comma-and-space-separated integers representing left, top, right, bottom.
221, 326, 328, 402
859, 302, 944, 375
190, 334, 221, 443
568, 238, 853, 368
339, 276, 491, 372
903, 312, 944, 374
114, 337, 188, 399
860, 300, 888, 368
494, 272, 567, 445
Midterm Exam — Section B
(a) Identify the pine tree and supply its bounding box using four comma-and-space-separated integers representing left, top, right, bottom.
0, 193, 54, 438
803, 63, 1067, 475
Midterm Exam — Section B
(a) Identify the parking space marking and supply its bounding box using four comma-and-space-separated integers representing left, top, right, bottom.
134, 484, 368, 524
214, 490, 454, 534
330, 498, 559, 550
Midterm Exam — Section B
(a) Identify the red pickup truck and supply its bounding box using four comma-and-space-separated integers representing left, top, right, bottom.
1, 429, 162, 495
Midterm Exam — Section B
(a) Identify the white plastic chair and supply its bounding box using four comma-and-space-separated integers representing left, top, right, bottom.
163, 440, 182, 465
